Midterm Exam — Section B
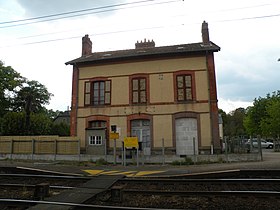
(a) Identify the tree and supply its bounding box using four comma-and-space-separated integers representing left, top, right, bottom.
13, 80, 53, 134
244, 91, 280, 137
0, 61, 24, 117
220, 108, 247, 137
51, 122, 70, 136
244, 96, 269, 136
260, 97, 280, 138
1, 112, 52, 135
0, 112, 26, 135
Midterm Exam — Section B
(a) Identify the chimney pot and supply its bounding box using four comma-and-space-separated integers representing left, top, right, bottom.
135, 39, 155, 49
201, 21, 210, 44
82, 34, 92, 56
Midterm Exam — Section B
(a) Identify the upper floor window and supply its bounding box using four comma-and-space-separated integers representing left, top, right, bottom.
90, 120, 106, 128
132, 78, 147, 104
176, 75, 193, 101
84, 80, 111, 106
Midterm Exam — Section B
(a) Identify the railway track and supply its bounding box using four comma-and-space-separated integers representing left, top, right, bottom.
1, 168, 280, 209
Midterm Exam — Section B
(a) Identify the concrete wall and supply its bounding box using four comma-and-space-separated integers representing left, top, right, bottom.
0, 136, 80, 155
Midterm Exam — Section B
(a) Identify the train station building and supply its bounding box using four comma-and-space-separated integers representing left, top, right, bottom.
66, 21, 221, 158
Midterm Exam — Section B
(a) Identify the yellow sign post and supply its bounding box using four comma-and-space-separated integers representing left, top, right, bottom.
123, 137, 139, 167
124, 137, 138, 148
110, 132, 119, 140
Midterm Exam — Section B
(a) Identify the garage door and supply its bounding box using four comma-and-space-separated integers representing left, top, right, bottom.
175, 118, 198, 155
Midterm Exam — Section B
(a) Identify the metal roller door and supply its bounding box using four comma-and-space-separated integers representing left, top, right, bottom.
176, 118, 198, 155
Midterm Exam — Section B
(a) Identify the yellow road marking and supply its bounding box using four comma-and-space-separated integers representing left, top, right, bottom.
84, 169, 104, 175
100, 170, 121, 175
83, 170, 166, 177
113, 171, 137, 176
134, 171, 165, 176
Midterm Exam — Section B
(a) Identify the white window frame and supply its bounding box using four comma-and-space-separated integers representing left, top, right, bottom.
89, 135, 102, 145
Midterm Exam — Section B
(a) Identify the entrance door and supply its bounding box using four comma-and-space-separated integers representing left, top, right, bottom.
131, 119, 151, 155
86, 128, 106, 155
175, 118, 198, 155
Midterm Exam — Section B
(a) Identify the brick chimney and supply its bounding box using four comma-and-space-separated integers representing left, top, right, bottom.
82, 34, 92, 56
135, 39, 155, 49
201, 21, 210, 44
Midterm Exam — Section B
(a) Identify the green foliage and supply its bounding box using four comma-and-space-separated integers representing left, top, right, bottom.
94, 158, 108, 166
13, 80, 53, 113
244, 91, 280, 138
1, 112, 25, 135
0, 61, 68, 136
51, 122, 70, 136
1, 112, 52, 135
220, 108, 247, 137
29, 113, 52, 135
0, 61, 24, 117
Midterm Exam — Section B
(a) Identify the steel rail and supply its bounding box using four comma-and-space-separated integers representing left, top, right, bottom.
120, 178, 280, 184
0, 173, 91, 180
0, 183, 74, 190
0, 199, 180, 210
123, 189, 280, 197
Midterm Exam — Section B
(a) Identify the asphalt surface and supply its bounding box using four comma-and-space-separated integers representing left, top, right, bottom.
0, 150, 279, 177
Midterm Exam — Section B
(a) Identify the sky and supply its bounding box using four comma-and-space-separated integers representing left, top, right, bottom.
0, 0, 279, 113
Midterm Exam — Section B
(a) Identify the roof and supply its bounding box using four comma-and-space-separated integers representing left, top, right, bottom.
65, 41, 220, 65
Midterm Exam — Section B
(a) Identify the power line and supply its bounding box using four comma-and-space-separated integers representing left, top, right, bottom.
0, 24, 177, 48
215, 13, 280, 23
1, 9, 279, 48
8, 2, 275, 40
0, 2, 279, 48
0, 0, 159, 24
0, 0, 180, 29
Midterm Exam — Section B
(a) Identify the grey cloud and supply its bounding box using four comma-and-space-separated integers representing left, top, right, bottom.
216, 50, 280, 102
16, 0, 125, 17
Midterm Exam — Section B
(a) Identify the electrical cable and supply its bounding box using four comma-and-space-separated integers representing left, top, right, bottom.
0, 0, 180, 28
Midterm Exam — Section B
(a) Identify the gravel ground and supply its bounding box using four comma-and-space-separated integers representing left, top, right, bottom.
90, 190, 280, 210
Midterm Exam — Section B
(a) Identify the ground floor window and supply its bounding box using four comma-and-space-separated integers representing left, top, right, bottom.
131, 119, 151, 155
89, 135, 102, 145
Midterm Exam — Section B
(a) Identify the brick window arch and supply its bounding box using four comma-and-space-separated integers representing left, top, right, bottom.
129, 74, 149, 105
173, 71, 196, 102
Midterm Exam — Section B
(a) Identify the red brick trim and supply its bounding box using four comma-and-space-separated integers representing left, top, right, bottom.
88, 77, 109, 81
129, 74, 150, 105
79, 69, 206, 81
173, 70, 196, 103
85, 115, 110, 129
70, 65, 79, 136
206, 52, 220, 151
77, 100, 209, 109
126, 113, 153, 148
85, 115, 110, 149
83, 78, 112, 107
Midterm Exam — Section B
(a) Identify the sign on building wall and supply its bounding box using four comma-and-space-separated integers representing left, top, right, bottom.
110, 132, 119, 140
124, 137, 138, 148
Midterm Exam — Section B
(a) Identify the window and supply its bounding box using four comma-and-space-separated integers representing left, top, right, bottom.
89, 135, 102, 145
90, 120, 106, 128
132, 78, 146, 104
176, 75, 193, 101
84, 80, 111, 106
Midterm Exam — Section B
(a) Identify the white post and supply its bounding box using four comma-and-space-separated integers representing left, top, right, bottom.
225, 136, 228, 163
136, 147, 139, 167
193, 137, 197, 164
113, 139, 116, 165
